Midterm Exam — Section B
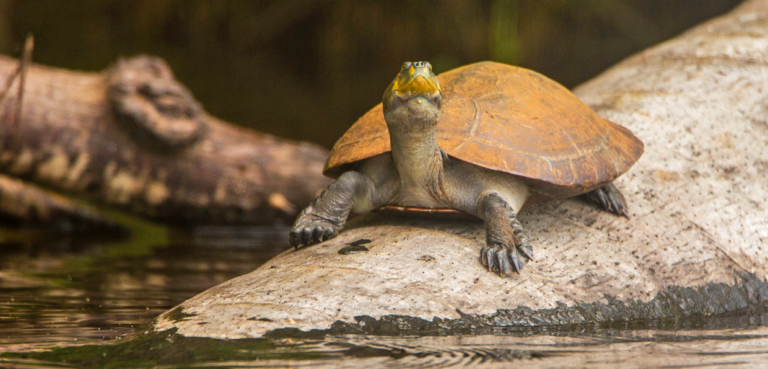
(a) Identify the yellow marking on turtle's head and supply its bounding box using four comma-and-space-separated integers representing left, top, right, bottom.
383, 61, 442, 112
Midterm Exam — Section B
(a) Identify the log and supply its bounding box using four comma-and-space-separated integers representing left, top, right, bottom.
0, 55, 331, 226
151, 0, 768, 338
0, 173, 123, 233
0, 35, 122, 233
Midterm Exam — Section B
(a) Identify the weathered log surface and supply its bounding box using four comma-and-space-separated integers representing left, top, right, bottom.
152, 0, 768, 339
0, 56, 331, 226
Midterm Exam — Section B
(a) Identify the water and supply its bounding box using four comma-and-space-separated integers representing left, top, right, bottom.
1, 225, 767, 368
0, 225, 288, 350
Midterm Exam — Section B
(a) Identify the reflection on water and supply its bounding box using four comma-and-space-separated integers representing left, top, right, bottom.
3, 325, 768, 368
1, 226, 767, 368
0, 226, 289, 349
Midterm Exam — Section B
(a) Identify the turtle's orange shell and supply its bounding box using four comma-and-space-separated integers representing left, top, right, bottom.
324, 62, 643, 190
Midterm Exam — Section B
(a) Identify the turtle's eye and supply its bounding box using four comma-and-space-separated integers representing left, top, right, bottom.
401, 62, 412, 71
426, 62, 432, 70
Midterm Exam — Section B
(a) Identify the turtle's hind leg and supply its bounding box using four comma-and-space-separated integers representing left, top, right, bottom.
586, 182, 629, 218
478, 192, 533, 275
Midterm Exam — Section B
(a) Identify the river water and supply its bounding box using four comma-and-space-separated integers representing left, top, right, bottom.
1, 225, 767, 368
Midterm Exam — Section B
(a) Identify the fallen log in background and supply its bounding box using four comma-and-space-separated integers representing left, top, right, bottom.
152, 0, 768, 338
0, 173, 123, 233
0, 55, 331, 226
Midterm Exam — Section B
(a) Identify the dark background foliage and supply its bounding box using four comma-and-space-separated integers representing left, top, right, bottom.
0, 0, 742, 148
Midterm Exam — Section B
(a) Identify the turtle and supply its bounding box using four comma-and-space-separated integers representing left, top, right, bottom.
290, 61, 643, 275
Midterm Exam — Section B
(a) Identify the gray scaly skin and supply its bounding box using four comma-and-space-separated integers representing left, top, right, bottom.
290, 61, 628, 276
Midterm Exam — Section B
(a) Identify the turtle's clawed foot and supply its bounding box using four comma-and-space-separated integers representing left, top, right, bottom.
480, 241, 532, 275
480, 217, 533, 275
587, 182, 629, 218
289, 213, 340, 249
481, 244, 516, 275
478, 192, 534, 276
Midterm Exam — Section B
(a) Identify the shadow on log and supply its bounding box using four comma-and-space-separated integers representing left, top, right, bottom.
152, 0, 768, 338
0, 55, 331, 226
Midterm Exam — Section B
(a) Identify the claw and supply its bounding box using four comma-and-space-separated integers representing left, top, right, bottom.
521, 248, 534, 262
290, 232, 300, 249
495, 252, 505, 275
481, 248, 495, 271
489, 249, 501, 272
605, 191, 617, 208
588, 183, 630, 218
498, 253, 512, 276
510, 253, 521, 274
488, 258, 497, 272
324, 228, 335, 239
595, 189, 608, 210
313, 226, 324, 243
619, 208, 630, 219
301, 227, 312, 245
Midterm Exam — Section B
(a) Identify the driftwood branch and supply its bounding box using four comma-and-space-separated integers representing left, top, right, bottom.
0, 55, 331, 226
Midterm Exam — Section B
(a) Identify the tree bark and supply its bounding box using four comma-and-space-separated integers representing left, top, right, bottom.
0, 55, 331, 226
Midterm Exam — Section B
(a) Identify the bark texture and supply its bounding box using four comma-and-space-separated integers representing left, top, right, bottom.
153, 0, 768, 338
0, 55, 331, 225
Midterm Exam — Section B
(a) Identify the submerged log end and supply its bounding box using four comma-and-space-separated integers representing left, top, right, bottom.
0, 174, 126, 234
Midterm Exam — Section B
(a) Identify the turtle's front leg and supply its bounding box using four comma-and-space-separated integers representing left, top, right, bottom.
290, 171, 381, 249
477, 191, 534, 275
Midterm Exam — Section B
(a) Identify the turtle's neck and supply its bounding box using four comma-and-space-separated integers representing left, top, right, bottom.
387, 118, 444, 190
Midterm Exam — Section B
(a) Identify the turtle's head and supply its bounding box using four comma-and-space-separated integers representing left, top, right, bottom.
382, 61, 442, 132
